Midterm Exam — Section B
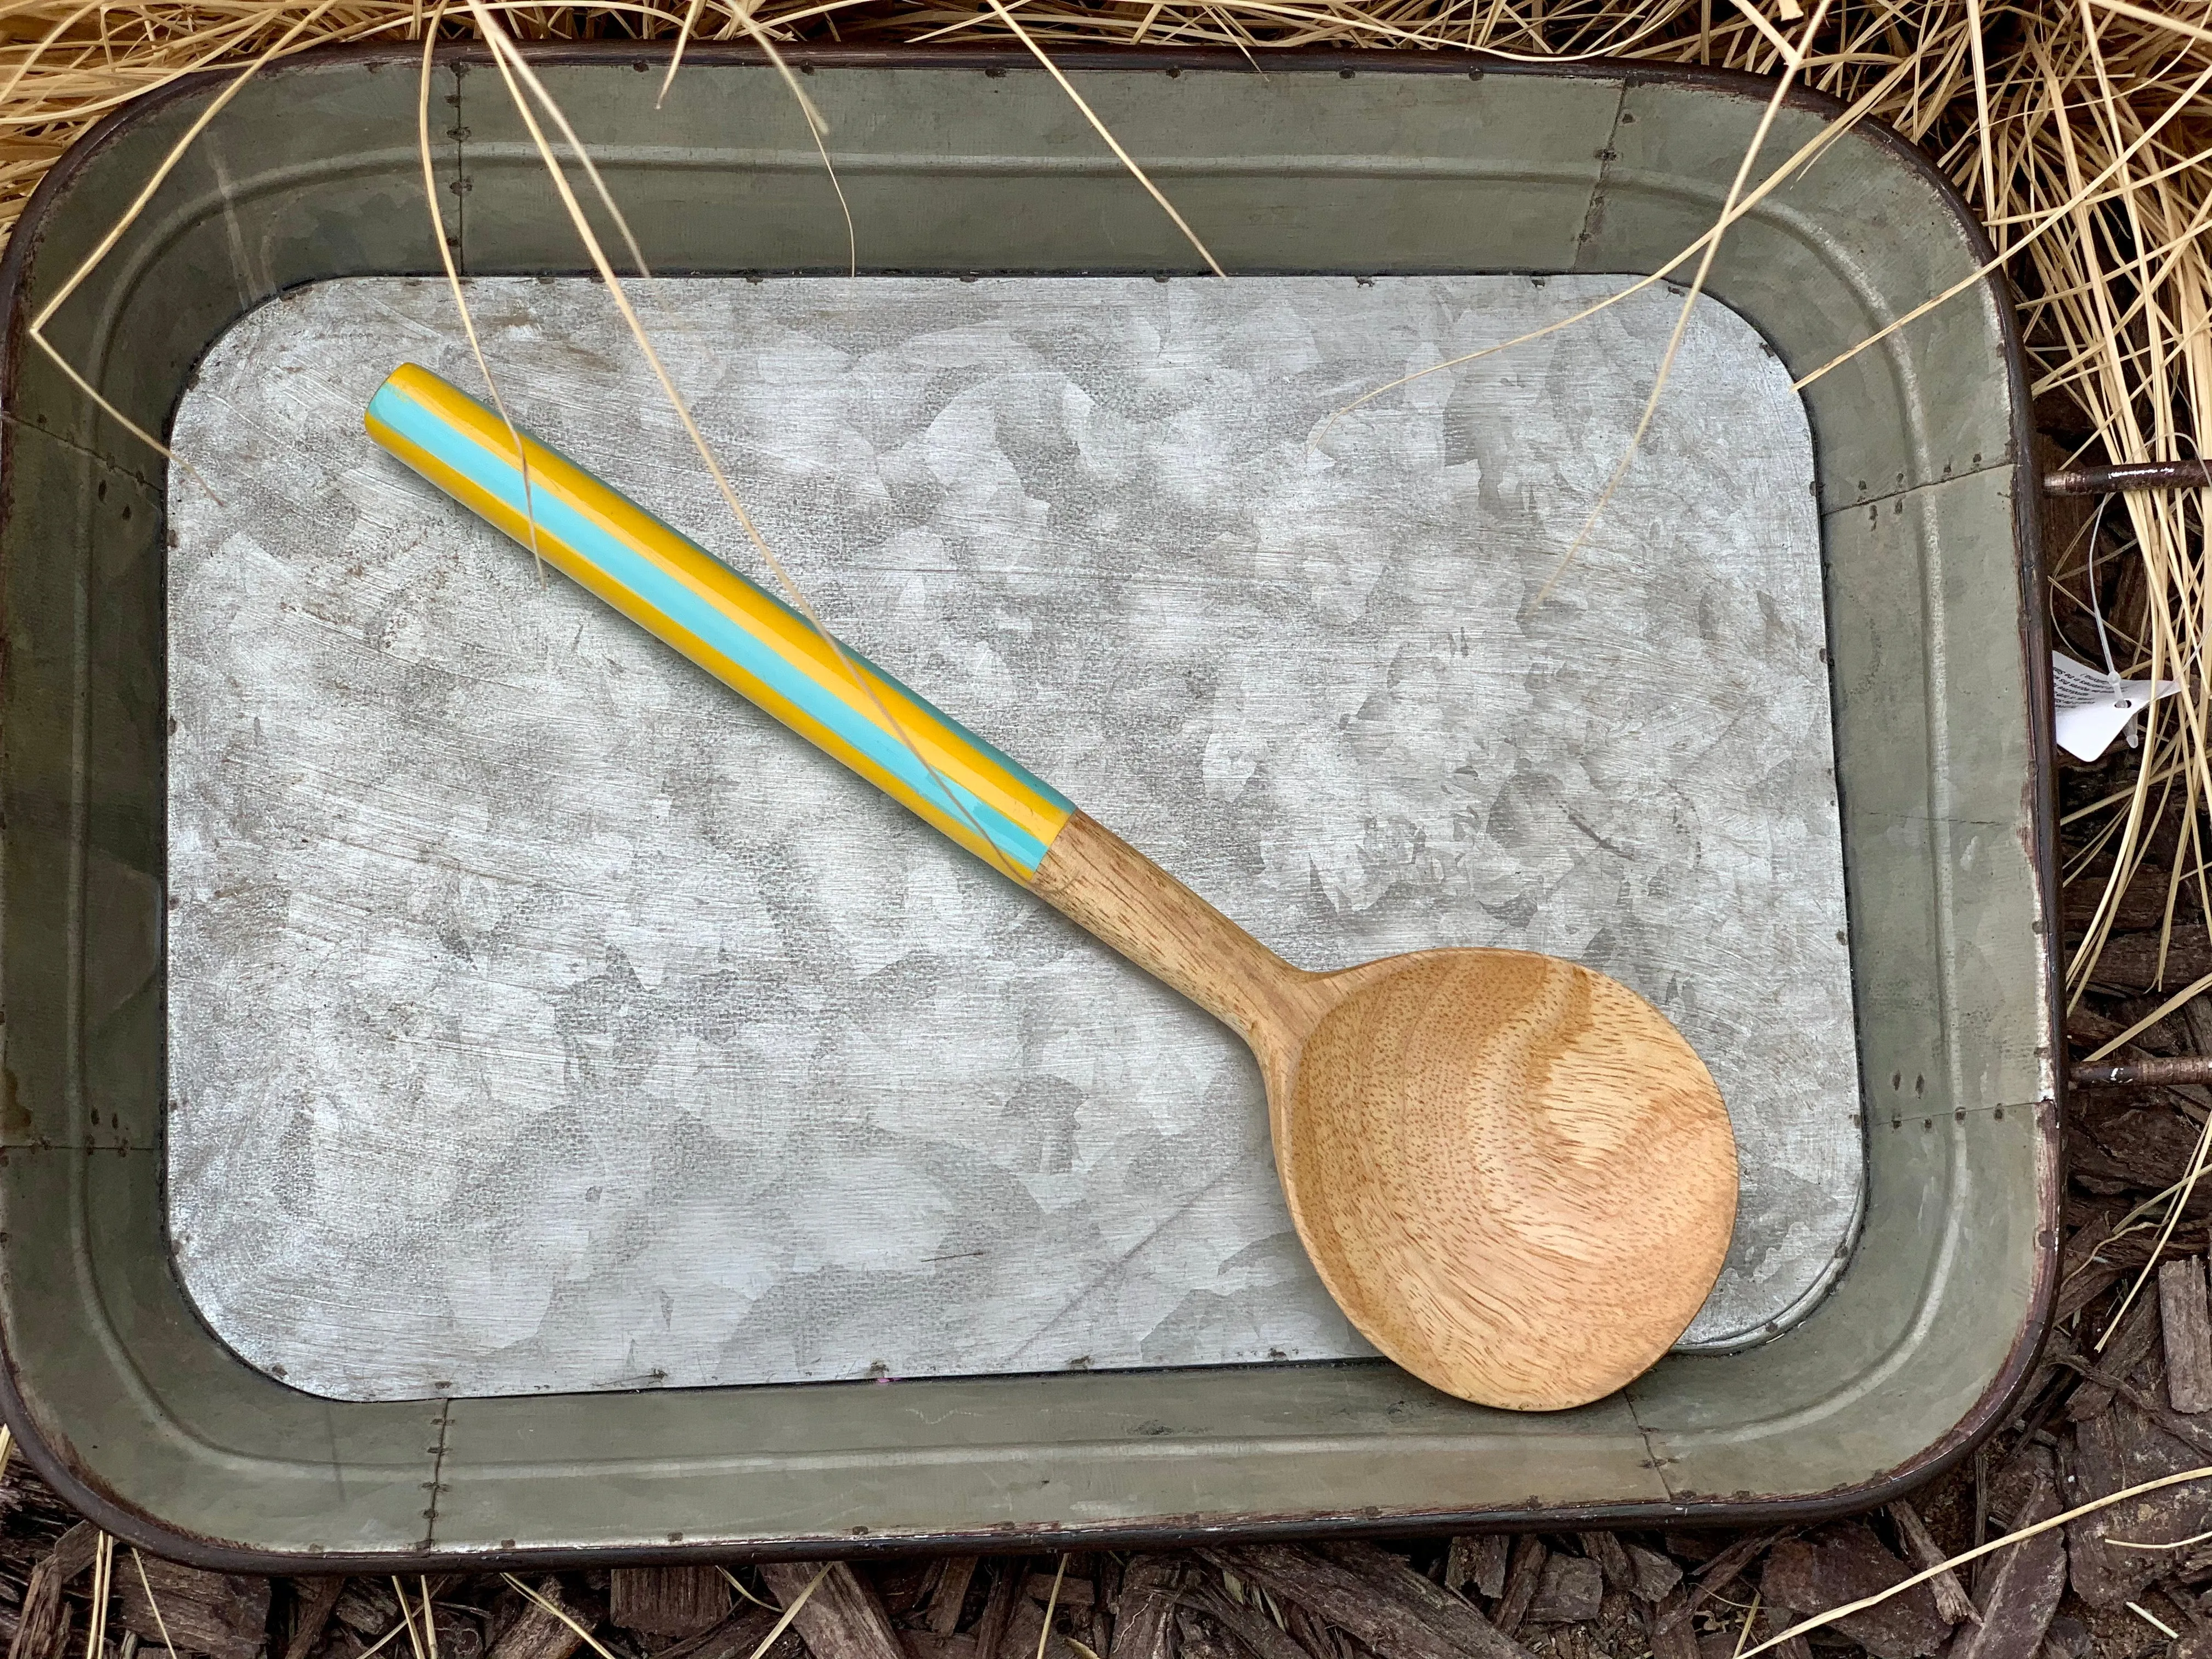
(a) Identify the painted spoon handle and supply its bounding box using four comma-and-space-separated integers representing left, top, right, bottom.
368, 362, 1073, 880
365, 364, 1310, 1042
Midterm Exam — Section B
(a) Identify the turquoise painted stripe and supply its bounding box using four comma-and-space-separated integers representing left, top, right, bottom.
371, 382, 1062, 872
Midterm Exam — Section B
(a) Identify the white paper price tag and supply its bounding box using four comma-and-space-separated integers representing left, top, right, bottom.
2053, 650, 2180, 761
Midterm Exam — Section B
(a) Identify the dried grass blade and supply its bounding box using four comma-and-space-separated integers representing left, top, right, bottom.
984, 0, 1226, 276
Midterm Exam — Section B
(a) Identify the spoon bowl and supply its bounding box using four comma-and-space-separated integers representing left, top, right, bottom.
1280, 949, 1737, 1409
1031, 810, 1738, 1410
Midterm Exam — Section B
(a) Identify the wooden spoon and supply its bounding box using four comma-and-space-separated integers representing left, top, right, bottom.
367, 362, 1740, 1411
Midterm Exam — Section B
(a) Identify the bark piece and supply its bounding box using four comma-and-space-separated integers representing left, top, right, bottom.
1655, 1531, 1783, 1636
1577, 1536, 1633, 1595
1525, 1559, 1602, 1626
760, 1564, 905, 1659
1109, 1559, 1181, 1659
1473, 1539, 1510, 1602
2070, 1391, 2212, 1605
1884, 1502, 1978, 1626
662, 1606, 786, 1659
1759, 1526, 1948, 1659
2085, 933, 2212, 992
929, 1562, 981, 1637
1185, 1587, 1308, 1659
117, 1554, 273, 1659
1282, 1605, 1340, 1659
431, 1609, 488, 1659
1623, 1548, 1681, 1605
1177, 1612, 1234, 1659
1316, 1542, 1532, 1659
335, 1585, 400, 1639
284, 1579, 347, 1659
1494, 1540, 1546, 1638
612, 1568, 730, 1640
1203, 1543, 1534, 1659
1742, 1606, 1810, 1659
1024, 1577, 1095, 1611
907, 1640, 979, 1659
2070, 1294, 2162, 1423
487, 1579, 592, 1659
2163, 1256, 2212, 1413
6, 1522, 98, 1659
876, 1566, 937, 1624
1692, 1532, 1776, 1596
1443, 1540, 1508, 1602
1950, 1447, 2067, 1659
1001, 1592, 1075, 1659
2058, 1215, 2122, 1323
975, 1564, 1024, 1659
1641, 1590, 1699, 1659
2094, 1110, 2204, 1188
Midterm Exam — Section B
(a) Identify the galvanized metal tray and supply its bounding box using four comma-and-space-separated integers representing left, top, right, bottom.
164, 270, 1852, 1400
0, 42, 2058, 1566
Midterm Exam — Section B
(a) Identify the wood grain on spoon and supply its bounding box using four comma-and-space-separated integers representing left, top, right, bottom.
1033, 812, 1737, 1410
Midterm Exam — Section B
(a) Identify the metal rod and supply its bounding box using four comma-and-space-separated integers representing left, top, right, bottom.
2072, 1056, 2212, 1088
2045, 460, 2212, 495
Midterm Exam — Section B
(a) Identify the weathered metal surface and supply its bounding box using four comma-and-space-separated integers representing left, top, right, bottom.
165, 272, 1854, 1401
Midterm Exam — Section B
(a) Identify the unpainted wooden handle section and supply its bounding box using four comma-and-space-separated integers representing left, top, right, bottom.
1029, 812, 1329, 1062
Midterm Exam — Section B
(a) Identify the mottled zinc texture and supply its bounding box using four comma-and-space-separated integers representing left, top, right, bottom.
166, 275, 1853, 1402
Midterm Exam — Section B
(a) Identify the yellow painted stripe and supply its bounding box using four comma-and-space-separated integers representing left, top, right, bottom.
366, 363, 1075, 877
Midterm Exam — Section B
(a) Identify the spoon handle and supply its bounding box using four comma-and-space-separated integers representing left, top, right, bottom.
365, 364, 1311, 1044
367, 363, 1071, 880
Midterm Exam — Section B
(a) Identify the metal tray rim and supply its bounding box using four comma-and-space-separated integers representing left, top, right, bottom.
0, 38, 2060, 1568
